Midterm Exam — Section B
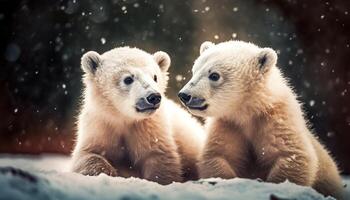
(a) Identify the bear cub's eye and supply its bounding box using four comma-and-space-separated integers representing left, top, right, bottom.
209, 72, 220, 81
153, 75, 158, 82
123, 76, 134, 85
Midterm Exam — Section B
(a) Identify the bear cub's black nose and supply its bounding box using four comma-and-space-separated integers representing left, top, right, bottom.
178, 92, 192, 104
146, 93, 161, 106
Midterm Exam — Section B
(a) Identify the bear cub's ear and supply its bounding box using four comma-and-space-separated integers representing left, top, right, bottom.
81, 51, 101, 74
257, 48, 277, 73
154, 51, 171, 72
200, 41, 215, 55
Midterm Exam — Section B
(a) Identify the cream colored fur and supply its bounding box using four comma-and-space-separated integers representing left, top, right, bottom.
180, 40, 343, 198
71, 47, 204, 184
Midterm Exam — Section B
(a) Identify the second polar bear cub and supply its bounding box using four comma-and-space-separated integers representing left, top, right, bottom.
71, 47, 204, 185
178, 40, 343, 198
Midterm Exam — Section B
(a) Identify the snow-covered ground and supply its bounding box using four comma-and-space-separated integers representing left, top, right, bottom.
0, 154, 348, 200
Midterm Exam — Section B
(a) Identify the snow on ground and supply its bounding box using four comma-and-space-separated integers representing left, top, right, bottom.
0, 154, 348, 200
0, 154, 70, 172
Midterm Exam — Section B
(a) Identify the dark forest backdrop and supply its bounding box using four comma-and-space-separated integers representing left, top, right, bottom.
0, 0, 349, 174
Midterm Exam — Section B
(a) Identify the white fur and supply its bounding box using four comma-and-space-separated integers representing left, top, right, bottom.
180, 40, 343, 198
72, 47, 205, 184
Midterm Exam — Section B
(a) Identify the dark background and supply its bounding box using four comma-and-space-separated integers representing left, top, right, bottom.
0, 0, 349, 174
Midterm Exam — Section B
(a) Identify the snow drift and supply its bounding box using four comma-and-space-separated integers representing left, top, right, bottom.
0, 154, 348, 200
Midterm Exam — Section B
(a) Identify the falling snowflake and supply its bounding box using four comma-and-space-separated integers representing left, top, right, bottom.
327, 132, 335, 138
341, 89, 347, 96
121, 6, 127, 14
101, 37, 106, 44
309, 100, 315, 107
175, 75, 183, 82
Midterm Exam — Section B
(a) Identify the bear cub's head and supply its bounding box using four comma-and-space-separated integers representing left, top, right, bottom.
179, 40, 278, 117
81, 47, 171, 120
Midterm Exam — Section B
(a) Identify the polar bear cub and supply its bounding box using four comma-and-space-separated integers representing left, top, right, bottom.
178, 40, 343, 198
71, 47, 205, 184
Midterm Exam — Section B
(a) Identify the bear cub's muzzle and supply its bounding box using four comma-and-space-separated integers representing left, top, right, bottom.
178, 92, 208, 111
136, 92, 161, 113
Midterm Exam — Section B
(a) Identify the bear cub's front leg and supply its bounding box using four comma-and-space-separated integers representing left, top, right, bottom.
72, 153, 117, 177
199, 157, 237, 179
141, 152, 183, 184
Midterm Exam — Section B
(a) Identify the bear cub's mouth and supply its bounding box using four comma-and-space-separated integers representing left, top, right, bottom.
135, 94, 161, 114
188, 104, 208, 111
135, 105, 159, 113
